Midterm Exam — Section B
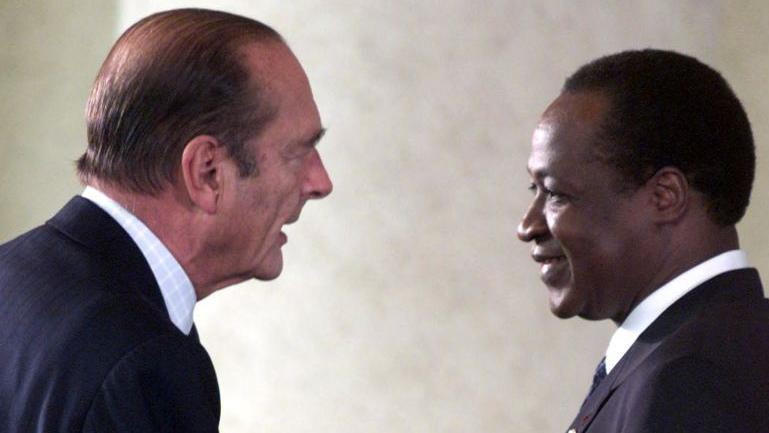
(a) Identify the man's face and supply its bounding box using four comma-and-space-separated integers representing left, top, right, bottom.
216, 43, 332, 282
517, 91, 657, 323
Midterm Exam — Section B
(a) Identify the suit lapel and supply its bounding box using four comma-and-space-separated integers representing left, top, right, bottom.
567, 360, 620, 432
189, 324, 201, 344
567, 268, 764, 432
46, 196, 169, 319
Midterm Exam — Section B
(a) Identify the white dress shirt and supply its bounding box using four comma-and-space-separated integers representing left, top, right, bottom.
82, 186, 197, 335
604, 249, 750, 373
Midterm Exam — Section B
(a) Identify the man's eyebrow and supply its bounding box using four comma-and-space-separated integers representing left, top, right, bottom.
526, 165, 547, 178
305, 127, 326, 147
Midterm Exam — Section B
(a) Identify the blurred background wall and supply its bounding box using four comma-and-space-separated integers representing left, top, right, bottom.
2, 1, 768, 432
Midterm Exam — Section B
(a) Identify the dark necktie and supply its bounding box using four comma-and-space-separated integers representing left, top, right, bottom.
588, 357, 607, 396
573, 357, 608, 431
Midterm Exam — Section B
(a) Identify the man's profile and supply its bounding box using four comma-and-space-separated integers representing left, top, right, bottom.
0, 8, 331, 432
518, 49, 768, 432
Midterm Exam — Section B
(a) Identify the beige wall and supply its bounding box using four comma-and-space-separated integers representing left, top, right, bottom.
3, 1, 768, 432
0, 0, 116, 240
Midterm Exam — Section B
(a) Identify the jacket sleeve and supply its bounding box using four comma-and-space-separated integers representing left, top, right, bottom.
81, 333, 220, 433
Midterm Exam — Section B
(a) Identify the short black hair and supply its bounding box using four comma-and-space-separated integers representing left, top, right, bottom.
563, 49, 754, 226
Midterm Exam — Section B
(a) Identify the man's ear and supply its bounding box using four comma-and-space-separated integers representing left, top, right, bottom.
180, 135, 226, 214
647, 166, 688, 224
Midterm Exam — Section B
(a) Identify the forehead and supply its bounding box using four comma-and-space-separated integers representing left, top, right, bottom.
241, 42, 321, 145
528, 91, 611, 178
241, 41, 319, 117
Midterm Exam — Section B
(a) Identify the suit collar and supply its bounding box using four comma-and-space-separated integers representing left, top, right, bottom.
613, 268, 763, 383
46, 196, 169, 319
605, 250, 749, 373
569, 268, 764, 432
81, 187, 197, 335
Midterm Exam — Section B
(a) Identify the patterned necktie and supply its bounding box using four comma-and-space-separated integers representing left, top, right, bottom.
588, 357, 607, 396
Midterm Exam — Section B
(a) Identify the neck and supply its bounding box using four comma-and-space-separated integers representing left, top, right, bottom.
611, 219, 739, 326
88, 180, 213, 299
658, 223, 740, 288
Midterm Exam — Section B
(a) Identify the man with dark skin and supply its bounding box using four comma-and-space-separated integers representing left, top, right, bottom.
0, 9, 331, 432
518, 50, 769, 432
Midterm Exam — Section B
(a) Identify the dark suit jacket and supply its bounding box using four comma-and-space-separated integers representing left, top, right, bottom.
568, 268, 769, 433
0, 197, 220, 432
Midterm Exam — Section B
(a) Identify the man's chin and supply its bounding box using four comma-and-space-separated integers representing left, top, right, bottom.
549, 304, 579, 319
251, 252, 284, 281
254, 272, 281, 282
547, 287, 580, 319
253, 265, 283, 281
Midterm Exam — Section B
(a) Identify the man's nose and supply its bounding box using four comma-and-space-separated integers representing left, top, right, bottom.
517, 199, 547, 242
303, 149, 333, 199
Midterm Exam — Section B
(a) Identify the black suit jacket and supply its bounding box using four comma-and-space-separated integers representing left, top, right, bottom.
569, 268, 769, 433
0, 197, 220, 432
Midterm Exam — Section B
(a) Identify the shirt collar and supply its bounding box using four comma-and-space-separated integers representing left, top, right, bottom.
604, 249, 749, 373
81, 186, 197, 335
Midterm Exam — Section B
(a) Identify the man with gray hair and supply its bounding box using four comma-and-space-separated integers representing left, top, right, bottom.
0, 8, 331, 432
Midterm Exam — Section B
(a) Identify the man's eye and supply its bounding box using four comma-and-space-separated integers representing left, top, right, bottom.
546, 189, 568, 203
528, 183, 568, 203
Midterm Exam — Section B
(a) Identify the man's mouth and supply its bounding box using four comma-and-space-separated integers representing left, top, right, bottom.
286, 205, 304, 225
279, 205, 304, 245
537, 256, 567, 274
537, 256, 565, 264
531, 251, 568, 285
532, 252, 567, 265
